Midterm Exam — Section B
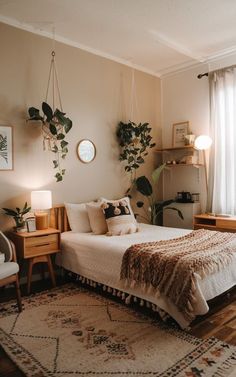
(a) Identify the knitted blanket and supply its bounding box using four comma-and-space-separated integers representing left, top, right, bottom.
120, 229, 236, 321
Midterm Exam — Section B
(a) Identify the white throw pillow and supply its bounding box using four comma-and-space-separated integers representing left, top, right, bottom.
64, 203, 92, 233
86, 203, 108, 235
101, 197, 138, 236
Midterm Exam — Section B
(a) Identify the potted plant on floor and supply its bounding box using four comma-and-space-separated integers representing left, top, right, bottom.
135, 164, 183, 225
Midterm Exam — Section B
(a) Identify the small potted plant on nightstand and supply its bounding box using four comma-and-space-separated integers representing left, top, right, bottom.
2, 202, 31, 232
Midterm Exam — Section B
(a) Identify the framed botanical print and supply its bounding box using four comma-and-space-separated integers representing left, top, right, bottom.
172, 121, 189, 147
0, 125, 13, 170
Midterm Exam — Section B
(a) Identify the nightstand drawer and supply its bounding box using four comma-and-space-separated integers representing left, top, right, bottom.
25, 234, 59, 257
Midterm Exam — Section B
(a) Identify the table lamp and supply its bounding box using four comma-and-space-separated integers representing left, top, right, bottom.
31, 190, 52, 230
194, 135, 212, 192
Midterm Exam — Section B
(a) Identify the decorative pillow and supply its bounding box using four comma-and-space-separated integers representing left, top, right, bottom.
100, 196, 136, 221
86, 202, 108, 235
101, 198, 138, 236
64, 203, 92, 233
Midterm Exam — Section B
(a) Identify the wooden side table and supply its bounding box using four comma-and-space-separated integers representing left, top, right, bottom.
8, 228, 60, 294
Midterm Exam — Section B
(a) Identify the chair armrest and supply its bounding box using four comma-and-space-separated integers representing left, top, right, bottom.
9, 240, 17, 262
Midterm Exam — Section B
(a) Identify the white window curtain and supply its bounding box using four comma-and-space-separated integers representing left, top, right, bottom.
208, 66, 236, 214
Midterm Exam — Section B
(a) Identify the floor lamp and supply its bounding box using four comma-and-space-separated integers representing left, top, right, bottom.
194, 135, 212, 194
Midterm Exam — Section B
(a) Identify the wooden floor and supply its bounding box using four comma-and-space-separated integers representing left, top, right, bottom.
0, 279, 235, 377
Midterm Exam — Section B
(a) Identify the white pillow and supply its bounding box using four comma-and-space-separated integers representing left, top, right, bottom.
64, 203, 92, 233
101, 197, 138, 236
86, 202, 108, 235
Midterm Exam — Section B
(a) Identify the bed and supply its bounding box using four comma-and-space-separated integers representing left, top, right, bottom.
51, 205, 236, 329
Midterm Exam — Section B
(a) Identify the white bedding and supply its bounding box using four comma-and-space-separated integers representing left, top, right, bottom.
57, 223, 236, 329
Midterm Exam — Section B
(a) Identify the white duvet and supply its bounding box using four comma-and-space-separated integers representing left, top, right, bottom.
57, 223, 236, 329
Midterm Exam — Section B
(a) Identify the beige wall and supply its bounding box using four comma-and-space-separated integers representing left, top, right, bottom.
161, 65, 209, 211
161, 54, 236, 211
0, 23, 161, 216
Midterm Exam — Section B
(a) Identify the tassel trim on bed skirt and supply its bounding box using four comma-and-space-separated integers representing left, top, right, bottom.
63, 269, 171, 323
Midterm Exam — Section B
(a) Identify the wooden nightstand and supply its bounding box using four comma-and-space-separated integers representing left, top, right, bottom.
8, 228, 60, 294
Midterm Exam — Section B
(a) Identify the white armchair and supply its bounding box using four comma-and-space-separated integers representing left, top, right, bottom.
0, 231, 22, 312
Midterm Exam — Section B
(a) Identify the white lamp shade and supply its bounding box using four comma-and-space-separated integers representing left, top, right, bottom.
31, 190, 52, 210
194, 135, 212, 150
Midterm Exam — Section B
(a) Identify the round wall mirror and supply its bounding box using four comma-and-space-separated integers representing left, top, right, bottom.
77, 139, 96, 163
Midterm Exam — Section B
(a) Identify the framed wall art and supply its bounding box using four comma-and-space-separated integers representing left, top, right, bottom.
26, 217, 36, 232
172, 121, 189, 147
0, 125, 13, 170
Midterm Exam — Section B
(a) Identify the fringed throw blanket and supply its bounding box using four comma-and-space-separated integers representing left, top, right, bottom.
120, 229, 236, 322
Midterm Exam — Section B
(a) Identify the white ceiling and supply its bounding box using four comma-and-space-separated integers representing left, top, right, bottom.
0, 0, 236, 77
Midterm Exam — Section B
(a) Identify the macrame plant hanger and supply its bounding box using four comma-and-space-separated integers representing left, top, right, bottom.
129, 67, 139, 122
42, 28, 63, 151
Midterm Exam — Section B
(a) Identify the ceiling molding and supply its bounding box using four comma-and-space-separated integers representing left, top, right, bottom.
1, 14, 236, 79
149, 29, 205, 63
0, 15, 161, 78
159, 46, 236, 78
158, 60, 206, 78
205, 45, 236, 64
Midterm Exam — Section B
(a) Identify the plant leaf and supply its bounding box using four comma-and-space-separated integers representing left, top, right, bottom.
57, 133, 65, 140
42, 102, 53, 122
152, 163, 166, 184
28, 107, 43, 121
55, 173, 63, 182
2, 208, 18, 216
64, 119, 72, 133
136, 176, 153, 196
49, 124, 57, 135
52, 145, 58, 153
61, 140, 68, 149
164, 207, 184, 220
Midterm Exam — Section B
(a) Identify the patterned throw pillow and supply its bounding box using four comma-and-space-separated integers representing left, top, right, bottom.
101, 198, 138, 236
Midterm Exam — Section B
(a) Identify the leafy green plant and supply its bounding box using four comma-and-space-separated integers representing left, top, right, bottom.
135, 164, 183, 225
117, 121, 155, 181
28, 102, 73, 182
2, 202, 31, 228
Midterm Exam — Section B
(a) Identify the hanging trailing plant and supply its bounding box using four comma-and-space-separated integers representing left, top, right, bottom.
116, 121, 156, 181
28, 102, 72, 182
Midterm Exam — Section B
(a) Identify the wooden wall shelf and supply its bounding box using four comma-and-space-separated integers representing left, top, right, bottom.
166, 163, 204, 167
155, 145, 195, 153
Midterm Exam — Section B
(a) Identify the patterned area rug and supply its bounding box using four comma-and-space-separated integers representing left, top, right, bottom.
0, 284, 235, 377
